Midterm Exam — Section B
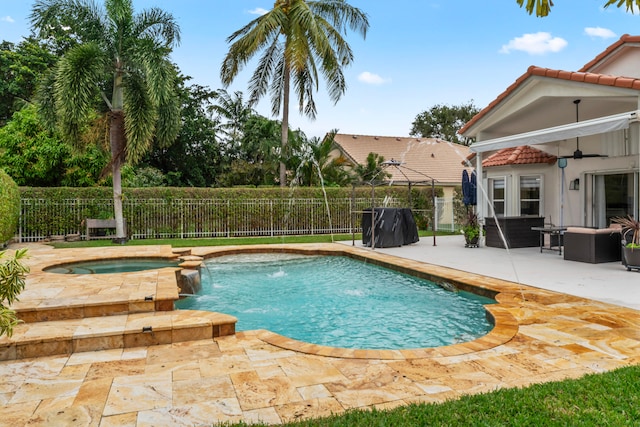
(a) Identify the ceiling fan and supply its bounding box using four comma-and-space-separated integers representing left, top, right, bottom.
560, 99, 608, 159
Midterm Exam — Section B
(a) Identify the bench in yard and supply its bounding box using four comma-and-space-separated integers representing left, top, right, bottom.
85, 218, 127, 240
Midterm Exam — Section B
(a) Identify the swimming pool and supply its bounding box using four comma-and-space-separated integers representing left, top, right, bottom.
44, 258, 180, 274
176, 253, 495, 350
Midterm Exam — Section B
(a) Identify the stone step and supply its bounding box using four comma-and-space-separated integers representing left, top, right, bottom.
15, 293, 177, 323
178, 255, 204, 262
172, 248, 192, 256
13, 268, 181, 323
0, 310, 236, 361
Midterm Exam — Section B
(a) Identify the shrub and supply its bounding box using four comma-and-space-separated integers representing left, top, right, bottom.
0, 248, 29, 337
0, 169, 20, 246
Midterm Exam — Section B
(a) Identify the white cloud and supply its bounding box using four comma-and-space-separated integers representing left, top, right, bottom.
499, 32, 568, 55
248, 8, 269, 15
584, 27, 616, 39
357, 71, 390, 85
1, 16, 15, 23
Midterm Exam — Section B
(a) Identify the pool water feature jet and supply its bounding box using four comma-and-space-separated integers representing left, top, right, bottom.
447, 141, 527, 302
179, 269, 201, 295
285, 144, 335, 242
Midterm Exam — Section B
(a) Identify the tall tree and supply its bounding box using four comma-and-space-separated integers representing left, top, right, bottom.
410, 101, 480, 146
354, 152, 391, 183
292, 130, 353, 187
220, 0, 369, 187
0, 106, 108, 186
30, 0, 181, 242
218, 114, 282, 187
145, 80, 222, 187
210, 89, 254, 159
517, 0, 639, 16
0, 37, 56, 125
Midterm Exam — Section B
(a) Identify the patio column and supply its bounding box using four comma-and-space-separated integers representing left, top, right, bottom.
475, 152, 485, 229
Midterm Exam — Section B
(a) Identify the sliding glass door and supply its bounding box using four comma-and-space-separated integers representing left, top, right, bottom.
593, 173, 638, 228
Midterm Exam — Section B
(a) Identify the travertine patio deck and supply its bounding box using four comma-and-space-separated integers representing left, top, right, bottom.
1, 241, 639, 426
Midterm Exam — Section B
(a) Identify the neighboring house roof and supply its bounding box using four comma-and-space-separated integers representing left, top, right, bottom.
482, 146, 557, 167
332, 133, 471, 185
459, 34, 640, 135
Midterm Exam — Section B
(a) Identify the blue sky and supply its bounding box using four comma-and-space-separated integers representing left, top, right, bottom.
1, 1, 640, 139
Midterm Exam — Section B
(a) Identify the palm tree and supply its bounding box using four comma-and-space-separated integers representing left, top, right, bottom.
293, 130, 353, 186
210, 89, 254, 158
517, 0, 638, 16
220, 0, 369, 187
30, 0, 181, 242
354, 152, 391, 184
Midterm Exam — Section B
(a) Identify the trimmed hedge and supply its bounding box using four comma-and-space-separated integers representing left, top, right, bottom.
19, 185, 442, 201
0, 170, 20, 245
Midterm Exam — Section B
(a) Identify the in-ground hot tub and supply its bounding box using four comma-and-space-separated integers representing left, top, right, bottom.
44, 258, 181, 274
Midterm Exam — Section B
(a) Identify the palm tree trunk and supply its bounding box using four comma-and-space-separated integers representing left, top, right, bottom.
110, 70, 127, 243
109, 110, 127, 243
280, 64, 291, 187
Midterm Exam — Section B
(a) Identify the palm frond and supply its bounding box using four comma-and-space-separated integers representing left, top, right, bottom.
54, 42, 107, 142
309, 0, 369, 38
269, 55, 287, 117
221, 9, 285, 86
122, 71, 156, 163
133, 7, 181, 48
249, 37, 283, 111
34, 69, 60, 131
149, 60, 181, 147
292, 65, 317, 119
31, 0, 108, 47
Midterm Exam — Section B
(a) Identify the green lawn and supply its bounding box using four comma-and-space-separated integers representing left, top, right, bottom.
49, 230, 450, 249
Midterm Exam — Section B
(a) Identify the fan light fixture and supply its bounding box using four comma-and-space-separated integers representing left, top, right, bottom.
560, 99, 608, 160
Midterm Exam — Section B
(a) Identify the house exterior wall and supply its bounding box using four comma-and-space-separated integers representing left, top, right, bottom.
481, 149, 639, 228
586, 47, 640, 77
481, 163, 557, 222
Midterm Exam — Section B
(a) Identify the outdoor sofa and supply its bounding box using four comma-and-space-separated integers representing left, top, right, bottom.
563, 226, 622, 263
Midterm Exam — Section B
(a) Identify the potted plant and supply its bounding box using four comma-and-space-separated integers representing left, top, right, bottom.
462, 212, 484, 247
611, 215, 640, 271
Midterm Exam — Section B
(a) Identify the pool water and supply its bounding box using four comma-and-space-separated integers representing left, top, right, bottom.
176, 253, 495, 350
45, 258, 180, 274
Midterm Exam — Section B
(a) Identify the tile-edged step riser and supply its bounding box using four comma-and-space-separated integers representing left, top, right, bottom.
0, 310, 236, 361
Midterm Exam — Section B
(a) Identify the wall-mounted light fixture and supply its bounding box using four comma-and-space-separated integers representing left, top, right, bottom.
569, 178, 580, 191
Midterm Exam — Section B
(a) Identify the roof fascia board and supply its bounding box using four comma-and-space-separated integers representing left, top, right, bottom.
470, 111, 638, 153
466, 78, 636, 137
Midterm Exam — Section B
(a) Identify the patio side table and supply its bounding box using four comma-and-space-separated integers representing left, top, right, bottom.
531, 226, 567, 255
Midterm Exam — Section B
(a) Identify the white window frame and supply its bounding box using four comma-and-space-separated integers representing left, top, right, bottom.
489, 176, 507, 217
518, 175, 543, 217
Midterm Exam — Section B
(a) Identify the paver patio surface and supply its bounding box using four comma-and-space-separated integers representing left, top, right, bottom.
0, 241, 639, 426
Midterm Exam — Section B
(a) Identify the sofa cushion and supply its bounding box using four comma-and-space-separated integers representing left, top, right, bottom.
565, 227, 621, 235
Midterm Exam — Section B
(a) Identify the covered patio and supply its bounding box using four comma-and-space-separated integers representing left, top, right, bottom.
460, 34, 640, 233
